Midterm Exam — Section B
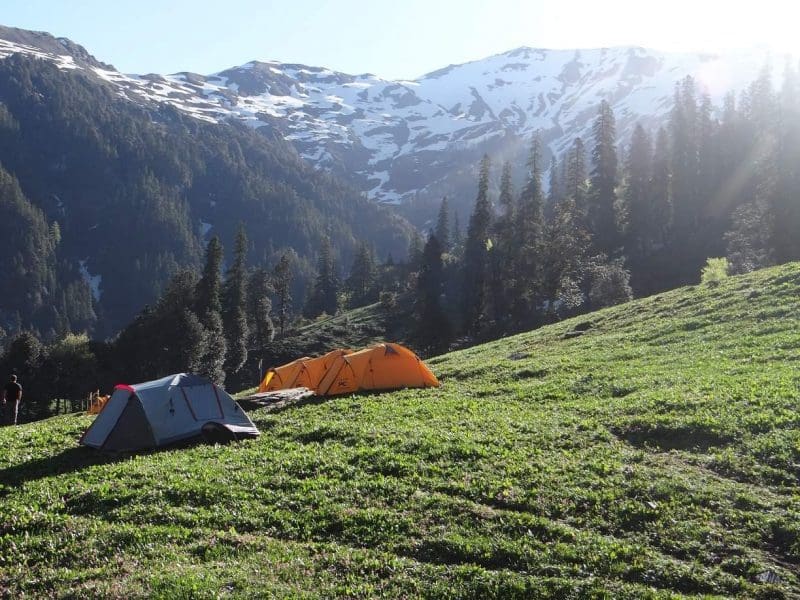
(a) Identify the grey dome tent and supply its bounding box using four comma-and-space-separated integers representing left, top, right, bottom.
80, 373, 259, 451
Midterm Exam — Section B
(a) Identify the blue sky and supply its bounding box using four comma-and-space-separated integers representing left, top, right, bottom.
2, 0, 797, 78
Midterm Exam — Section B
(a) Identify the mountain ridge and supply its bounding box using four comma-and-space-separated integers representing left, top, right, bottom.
0, 24, 780, 216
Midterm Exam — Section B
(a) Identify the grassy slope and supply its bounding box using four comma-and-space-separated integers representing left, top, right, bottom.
2, 265, 800, 598
261, 298, 412, 371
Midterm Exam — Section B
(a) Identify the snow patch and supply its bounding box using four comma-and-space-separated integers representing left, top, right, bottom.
78, 260, 102, 301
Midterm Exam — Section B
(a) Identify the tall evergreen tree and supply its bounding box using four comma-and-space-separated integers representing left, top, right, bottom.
623, 124, 653, 258
451, 210, 463, 252
650, 127, 673, 250
490, 161, 516, 327
272, 253, 293, 338
222, 226, 249, 375
462, 155, 493, 336
669, 76, 700, 249
544, 196, 590, 320
589, 100, 620, 254
407, 229, 424, 271
512, 135, 546, 327
345, 242, 378, 308
195, 236, 226, 383
435, 197, 451, 251
565, 137, 588, 221
304, 237, 339, 318
546, 156, 561, 217
248, 268, 275, 351
413, 233, 451, 354
498, 162, 515, 216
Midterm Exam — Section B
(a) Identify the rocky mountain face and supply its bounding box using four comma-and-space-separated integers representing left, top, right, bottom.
0, 25, 774, 223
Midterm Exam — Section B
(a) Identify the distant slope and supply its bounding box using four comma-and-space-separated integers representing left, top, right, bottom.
0, 53, 412, 335
2, 263, 800, 597
259, 297, 414, 371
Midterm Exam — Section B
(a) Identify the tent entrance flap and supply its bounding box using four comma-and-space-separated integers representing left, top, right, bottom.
102, 396, 156, 451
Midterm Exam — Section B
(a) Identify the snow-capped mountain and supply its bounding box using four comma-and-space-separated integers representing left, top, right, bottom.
0, 25, 776, 208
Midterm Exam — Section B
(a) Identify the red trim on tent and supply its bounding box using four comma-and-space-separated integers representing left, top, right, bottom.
114, 384, 135, 392
211, 384, 224, 417
180, 387, 198, 421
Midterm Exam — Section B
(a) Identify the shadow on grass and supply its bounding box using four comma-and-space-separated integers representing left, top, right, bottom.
0, 435, 243, 491
0, 446, 127, 491
613, 422, 735, 452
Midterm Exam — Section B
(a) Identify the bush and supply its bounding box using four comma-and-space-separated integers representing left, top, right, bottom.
379, 291, 397, 310
588, 258, 633, 309
701, 257, 730, 287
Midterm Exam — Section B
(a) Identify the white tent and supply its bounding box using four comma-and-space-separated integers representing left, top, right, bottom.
80, 373, 259, 451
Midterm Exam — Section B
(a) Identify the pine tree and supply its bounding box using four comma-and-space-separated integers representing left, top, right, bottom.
196, 237, 224, 317
157, 269, 206, 375
490, 161, 516, 328
462, 155, 493, 336
407, 230, 424, 271
272, 254, 292, 337
546, 156, 561, 217
346, 242, 378, 308
304, 237, 339, 318
565, 137, 588, 220
512, 135, 546, 327
498, 162, 514, 216
623, 124, 653, 258
248, 268, 275, 350
451, 210, 463, 252
413, 233, 451, 354
669, 77, 700, 249
589, 100, 620, 254
650, 127, 673, 250
435, 197, 451, 251
544, 197, 590, 320
222, 226, 249, 375
195, 237, 226, 383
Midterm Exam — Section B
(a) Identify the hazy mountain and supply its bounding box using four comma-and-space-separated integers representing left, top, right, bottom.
0, 26, 412, 337
0, 25, 775, 222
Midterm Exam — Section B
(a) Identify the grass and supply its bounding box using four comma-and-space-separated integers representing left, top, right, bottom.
260, 297, 413, 370
2, 264, 800, 598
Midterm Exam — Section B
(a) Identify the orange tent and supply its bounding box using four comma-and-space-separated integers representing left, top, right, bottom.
316, 343, 439, 396
289, 349, 352, 391
256, 349, 352, 393
257, 356, 311, 393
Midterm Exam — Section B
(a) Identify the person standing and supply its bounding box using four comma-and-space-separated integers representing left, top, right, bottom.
3, 374, 22, 425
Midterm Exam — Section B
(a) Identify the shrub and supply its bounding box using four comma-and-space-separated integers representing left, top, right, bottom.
701, 257, 730, 287
588, 258, 633, 309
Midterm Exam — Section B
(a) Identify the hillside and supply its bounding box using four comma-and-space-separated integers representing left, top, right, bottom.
259, 297, 414, 372
1, 263, 799, 597
0, 51, 412, 336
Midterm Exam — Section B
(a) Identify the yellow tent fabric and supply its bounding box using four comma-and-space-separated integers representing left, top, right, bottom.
292, 349, 352, 390
316, 343, 439, 396
258, 344, 439, 397
257, 356, 311, 393
87, 394, 110, 415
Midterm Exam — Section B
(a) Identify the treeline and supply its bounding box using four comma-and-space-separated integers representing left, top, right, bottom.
0, 226, 292, 421
407, 63, 800, 352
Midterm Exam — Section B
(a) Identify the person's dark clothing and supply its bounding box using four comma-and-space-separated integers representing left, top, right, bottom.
4, 381, 21, 401
4, 381, 21, 425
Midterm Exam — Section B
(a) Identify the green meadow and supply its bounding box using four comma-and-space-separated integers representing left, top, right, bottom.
1, 264, 799, 598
